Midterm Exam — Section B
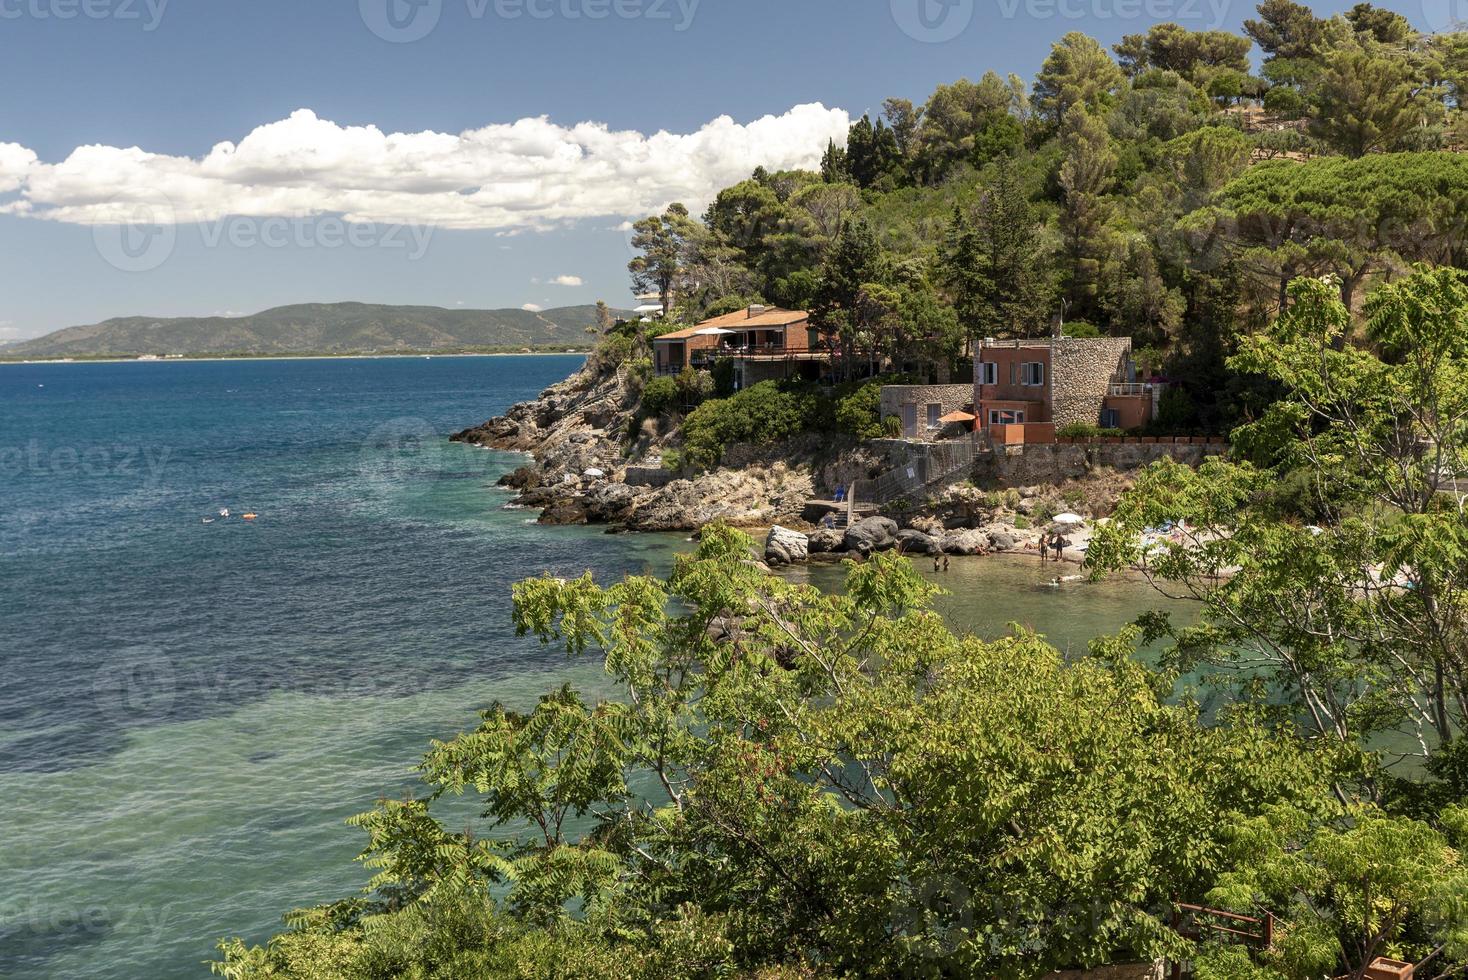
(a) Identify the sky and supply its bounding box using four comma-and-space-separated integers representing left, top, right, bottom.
0, 0, 1432, 340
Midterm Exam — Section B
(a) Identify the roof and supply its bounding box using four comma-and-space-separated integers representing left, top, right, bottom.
653, 307, 809, 341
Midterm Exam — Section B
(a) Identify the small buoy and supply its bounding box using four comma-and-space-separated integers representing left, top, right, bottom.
242, 513, 258, 520
202, 518, 214, 524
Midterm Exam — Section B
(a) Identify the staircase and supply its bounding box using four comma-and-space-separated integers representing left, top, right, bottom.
850, 438, 981, 512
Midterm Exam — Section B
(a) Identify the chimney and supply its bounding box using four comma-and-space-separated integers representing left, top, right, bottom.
747, 304, 766, 318
1051, 312, 1064, 338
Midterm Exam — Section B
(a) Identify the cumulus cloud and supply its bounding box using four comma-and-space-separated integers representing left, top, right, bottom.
522, 303, 543, 312
550, 275, 583, 286
0, 104, 850, 232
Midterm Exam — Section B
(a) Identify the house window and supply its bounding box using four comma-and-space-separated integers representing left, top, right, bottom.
978, 362, 998, 385
927, 404, 941, 429
988, 409, 1026, 425
1020, 362, 1045, 386
1101, 408, 1120, 429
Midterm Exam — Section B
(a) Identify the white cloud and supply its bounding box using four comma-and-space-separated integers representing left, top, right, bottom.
550, 275, 583, 287
0, 104, 850, 232
522, 303, 543, 312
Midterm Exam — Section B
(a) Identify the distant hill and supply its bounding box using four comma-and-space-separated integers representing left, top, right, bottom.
5, 302, 622, 358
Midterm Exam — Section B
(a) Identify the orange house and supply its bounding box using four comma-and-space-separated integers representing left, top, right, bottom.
973, 336, 1158, 434
652, 306, 815, 380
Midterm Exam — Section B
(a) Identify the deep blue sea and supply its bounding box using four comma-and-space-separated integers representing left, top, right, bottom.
0, 355, 1180, 979
0, 355, 690, 980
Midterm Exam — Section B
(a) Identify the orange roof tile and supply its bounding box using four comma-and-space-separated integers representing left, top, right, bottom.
652, 307, 809, 341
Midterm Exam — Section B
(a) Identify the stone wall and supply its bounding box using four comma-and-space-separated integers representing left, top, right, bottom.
1049, 337, 1134, 428
880, 384, 974, 438
981, 441, 1226, 486
624, 464, 675, 488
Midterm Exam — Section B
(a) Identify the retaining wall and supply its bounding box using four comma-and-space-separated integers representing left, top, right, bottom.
981, 440, 1227, 486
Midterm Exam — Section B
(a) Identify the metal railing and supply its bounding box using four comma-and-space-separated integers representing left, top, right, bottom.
1108, 382, 1155, 397
850, 438, 979, 508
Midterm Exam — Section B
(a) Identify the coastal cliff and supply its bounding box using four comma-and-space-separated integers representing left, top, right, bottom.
451, 359, 839, 532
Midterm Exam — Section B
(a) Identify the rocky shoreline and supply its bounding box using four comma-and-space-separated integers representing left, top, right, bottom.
451, 360, 1121, 564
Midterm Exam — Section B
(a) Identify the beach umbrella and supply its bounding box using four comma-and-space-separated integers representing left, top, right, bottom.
938, 410, 976, 424
1052, 512, 1085, 525
694, 326, 736, 336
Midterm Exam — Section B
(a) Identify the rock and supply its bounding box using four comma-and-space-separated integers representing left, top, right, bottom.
539, 496, 589, 525
896, 529, 940, 555
988, 529, 1018, 552
1017, 496, 1039, 515
498, 464, 542, 490
807, 527, 846, 553
843, 516, 899, 556
942, 529, 991, 555
764, 526, 809, 566
906, 515, 946, 537
585, 482, 637, 523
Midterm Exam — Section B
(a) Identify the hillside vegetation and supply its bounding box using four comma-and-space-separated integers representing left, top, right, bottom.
6, 302, 620, 358
216, 8, 1468, 980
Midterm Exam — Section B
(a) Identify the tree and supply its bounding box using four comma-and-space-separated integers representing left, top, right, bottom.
845, 114, 902, 189
1089, 270, 1468, 792
1057, 104, 1117, 320
1114, 23, 1252, 82
912, 72, 1025, 182
1307, 44, 1425, 157
819, 138, 849, 184
1034, 32, 1125, 128
812, 217, 884, 380
1245, 0, 1324, 62
1196, 805, 1468, 980
628, 204, 697, 316
1183, 154, 1468, 314
217, 529, 1328, 979
940, 157, 1050, 340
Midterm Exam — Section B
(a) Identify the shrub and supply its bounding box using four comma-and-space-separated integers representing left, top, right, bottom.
639, 376, 680, 419
1057, 422, 1102, 439
834, 381, 887, 440
1062, 320, 1101, 338
680, 381, 821, 472
882, 415, 904, 437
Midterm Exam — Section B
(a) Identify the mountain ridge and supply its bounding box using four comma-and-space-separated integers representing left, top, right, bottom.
5, 302, 620, 358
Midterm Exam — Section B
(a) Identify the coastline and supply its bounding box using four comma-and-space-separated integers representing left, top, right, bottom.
0, 350, 592, 366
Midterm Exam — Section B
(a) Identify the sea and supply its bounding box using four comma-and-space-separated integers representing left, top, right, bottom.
0, 355, 1181, 979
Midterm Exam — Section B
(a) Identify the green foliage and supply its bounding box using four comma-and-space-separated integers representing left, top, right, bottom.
639, 376, 680, 419
832, 378, 890, 440
679, 382, 823, 472
220, 529, 1328, 979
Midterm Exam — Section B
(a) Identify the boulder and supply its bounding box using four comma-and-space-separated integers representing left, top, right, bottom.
896, 529, 941, 555
807, 527, 847, 554
844, 516, 899, 556
942, 529, 990, 555
539, 496, 589, 526
585, 482, 637, 523
764, 526, 809, 566
988, 529, 1018, 552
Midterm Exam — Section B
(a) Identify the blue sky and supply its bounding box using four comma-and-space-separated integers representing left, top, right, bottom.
0, 0, 1410, 339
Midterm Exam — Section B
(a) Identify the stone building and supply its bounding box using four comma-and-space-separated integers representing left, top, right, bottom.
973, 336, 1158, 433
879, 384, 974, 440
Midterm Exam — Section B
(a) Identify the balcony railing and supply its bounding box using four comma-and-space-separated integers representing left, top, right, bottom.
1108, 382, 1155, 397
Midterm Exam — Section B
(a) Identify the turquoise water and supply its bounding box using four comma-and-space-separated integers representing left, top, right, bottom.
0, 356, 1184, 979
